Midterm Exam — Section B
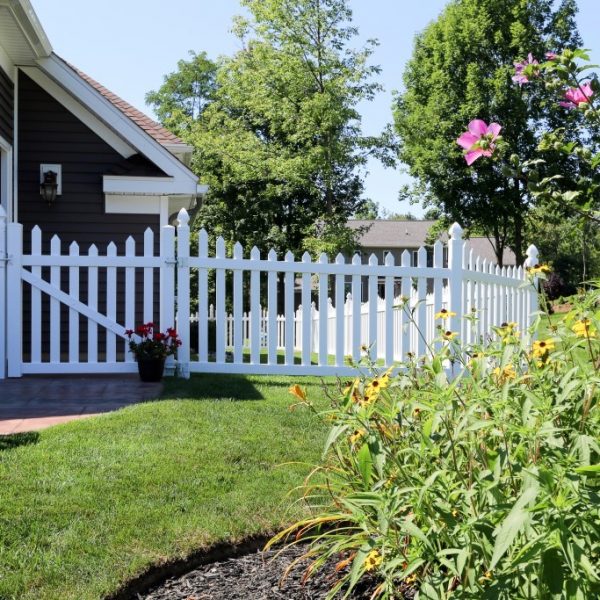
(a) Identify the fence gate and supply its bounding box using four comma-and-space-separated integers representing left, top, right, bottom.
0, 207, 540, 379
2, 217, 175, 377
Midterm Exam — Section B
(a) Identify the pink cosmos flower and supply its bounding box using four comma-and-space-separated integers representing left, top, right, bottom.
545, 52, 558, 61
560, 82, 594, 109
513, 53, 539, 85
456, 120, 502, 166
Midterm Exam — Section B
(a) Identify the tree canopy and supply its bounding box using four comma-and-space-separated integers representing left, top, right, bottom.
147, 0, 391, 258
393, 0, 581, 265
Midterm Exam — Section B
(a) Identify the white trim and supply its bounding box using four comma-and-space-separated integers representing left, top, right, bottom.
0, 0, 52, 58
19, 66, 136, 158
0, 135, 12, 221
164, 143, 194, 154
37, 55, 199, 193
0, 43, 15, 81
12, 67, 17, 221
160, 196, 169, 226
105, 194, 161, 215
103, 176, 188, 195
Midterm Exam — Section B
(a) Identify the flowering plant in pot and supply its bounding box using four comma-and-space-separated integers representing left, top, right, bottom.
125, 323, 181, 382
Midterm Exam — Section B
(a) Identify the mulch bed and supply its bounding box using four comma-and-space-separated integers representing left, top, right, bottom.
138, 544, 417, 600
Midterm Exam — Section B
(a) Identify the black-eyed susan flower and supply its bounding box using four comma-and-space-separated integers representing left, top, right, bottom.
349, 429, 365, 445
442, 330, 458, 341
572, 318, 596, 338
532, 339, 555, 358
435, 308, 457, 320
364, 550, 383, 571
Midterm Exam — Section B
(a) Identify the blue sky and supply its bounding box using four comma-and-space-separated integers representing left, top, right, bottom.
30, 0, 599, 217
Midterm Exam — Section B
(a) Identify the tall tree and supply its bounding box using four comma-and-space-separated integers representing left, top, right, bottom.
393, 0, 581, 265
150, 0, 391, 257
146, 51, 217, 139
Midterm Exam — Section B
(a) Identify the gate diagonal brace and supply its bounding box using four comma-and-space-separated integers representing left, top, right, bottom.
21, 268, 128, 339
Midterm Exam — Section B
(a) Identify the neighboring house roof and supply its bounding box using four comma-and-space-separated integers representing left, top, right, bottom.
348, 219, 517, 266
68, 64, 187, 149
349, 219, 438, 248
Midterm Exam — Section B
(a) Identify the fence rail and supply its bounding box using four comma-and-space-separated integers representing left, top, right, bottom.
0, 207, 539, 378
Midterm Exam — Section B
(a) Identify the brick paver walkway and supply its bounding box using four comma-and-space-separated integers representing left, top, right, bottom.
0, 376, 163, 434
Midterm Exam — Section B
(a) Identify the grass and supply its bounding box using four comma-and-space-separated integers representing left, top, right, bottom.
0, 374, 332, 600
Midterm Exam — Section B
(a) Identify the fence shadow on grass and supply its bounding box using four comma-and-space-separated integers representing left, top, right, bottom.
161, 373, 265, 402
0, 431, 40, 451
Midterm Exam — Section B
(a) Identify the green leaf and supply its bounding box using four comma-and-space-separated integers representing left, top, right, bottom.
322, 424, 348, 459
542, 548, 564, 594
356, 443, 373, 485
490, 483, 539, 569
575, 464, 600, 476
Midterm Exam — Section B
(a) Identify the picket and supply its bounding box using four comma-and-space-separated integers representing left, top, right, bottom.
1, 213, 539, 379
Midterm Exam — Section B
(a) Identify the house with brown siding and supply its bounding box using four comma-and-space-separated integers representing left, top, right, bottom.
0, 0, 203, 364
0, 0, 201, 249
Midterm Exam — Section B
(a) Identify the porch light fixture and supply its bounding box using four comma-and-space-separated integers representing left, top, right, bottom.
40, 164, 62, 206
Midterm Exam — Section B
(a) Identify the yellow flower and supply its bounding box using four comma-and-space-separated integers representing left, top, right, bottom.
572, 319, 596, 338
342, 378, 361, 396
349, 429, 365, 445
364, 550, 383, 571
442, 330, 458, 341
451, 509, 459, 517
527, 264, 551, 276
435, 308, 457, 320
478, 570, 493, 584
406, 573, 418, 584
498, 322, 520, 341
532, 339, 555, 358
492, 365, 516, 383
288, 384, 307, 401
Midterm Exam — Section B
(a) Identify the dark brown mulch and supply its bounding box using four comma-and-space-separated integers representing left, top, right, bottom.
138, 544, 417, 600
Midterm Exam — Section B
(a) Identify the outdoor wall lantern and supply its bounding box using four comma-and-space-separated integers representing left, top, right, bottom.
40, 164, 62, 205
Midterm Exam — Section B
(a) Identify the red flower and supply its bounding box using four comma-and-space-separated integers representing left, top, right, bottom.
154, 333, 166, 341
136, 325, 148, 336
167, 327, 178, 338
125, 329, 134, 338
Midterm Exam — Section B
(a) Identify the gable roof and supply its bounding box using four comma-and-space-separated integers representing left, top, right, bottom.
348, 219, 517, 266
68, 64, 187, 149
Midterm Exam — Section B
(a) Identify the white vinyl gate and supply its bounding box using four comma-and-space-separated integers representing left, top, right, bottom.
0, 206, 539, 379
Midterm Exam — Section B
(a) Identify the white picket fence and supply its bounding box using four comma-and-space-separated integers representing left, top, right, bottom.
0, 205, 539, 378
194, 290, 449, 359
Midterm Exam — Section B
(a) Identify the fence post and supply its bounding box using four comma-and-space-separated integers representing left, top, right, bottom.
6, 220, 22, 377
160, 222, 176, 375
176, 208, 190, 379
0, 206, 6, 378
447, 222, 464, 339
525, 244, 539, 331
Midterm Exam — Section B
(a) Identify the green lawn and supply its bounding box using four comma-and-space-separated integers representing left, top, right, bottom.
0, 375, 330, 600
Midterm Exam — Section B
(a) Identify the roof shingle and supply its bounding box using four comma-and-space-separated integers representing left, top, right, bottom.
63, 59, 187, 148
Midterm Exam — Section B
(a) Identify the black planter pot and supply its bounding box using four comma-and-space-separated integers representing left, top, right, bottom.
137, 357, 166, 382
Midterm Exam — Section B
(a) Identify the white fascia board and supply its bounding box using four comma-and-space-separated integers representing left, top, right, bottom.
37, 55, 199, 193
164, 143, 194, 154
103, 176, 193, 195
0, 43, 15, 81
20, 66, 136, 158
10, 0, 52, 57
105, 194, 161, 215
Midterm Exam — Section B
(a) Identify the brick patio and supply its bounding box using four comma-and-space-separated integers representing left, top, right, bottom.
0, 375, 163, 434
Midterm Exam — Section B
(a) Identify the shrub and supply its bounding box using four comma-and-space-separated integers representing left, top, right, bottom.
274, 284, 600, 599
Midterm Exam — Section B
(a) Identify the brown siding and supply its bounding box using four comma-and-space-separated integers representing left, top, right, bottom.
0, 65, 13, 144
17, 70, 166, 360
17, 69, 164, 251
